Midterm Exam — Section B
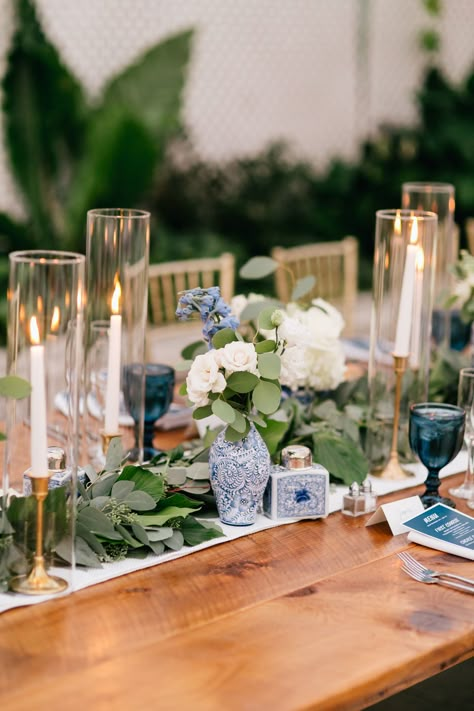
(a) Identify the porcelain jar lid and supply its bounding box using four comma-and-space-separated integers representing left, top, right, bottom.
281, 445, 312, 470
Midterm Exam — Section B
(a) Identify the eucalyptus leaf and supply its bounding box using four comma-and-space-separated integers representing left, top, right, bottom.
157, 493, 202, 510
255, 339, 277, 354
111, 480, 136, 501
164, 529, 184, 551
104, 437, 123, 471
148, 540, 165, 555
115, 524, 143, 548
124, 490, 157, 511
77, 507, 123, 540
0, 375, 31, 399
239, 256, 279, 279
231, 410, 247, 433
257, 352, 281, 379
226, 371, 259, 393
258, 306, 279, 331
181, 340, 207, 360
166, 467, 188, 486
82, 464, 98, 484
211, 328, 238, 349
76, 522, 107, 557
252, 380, 281, 415
224, 423, 250, 441
145, 527, 173, 541
89, 496, 111, 510
57, 536, 102, 568
291, 275, 316, 301
212, 399, 236, 424
240, 299, 281, 323
193, 405, 213, 419
184, 462, 210, 480
90, 471, 121, 498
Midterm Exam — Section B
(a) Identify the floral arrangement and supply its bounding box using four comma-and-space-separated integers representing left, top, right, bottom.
177, 287, 283, 442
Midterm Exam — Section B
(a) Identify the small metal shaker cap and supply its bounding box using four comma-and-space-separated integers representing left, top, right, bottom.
281, 445, 312, 470
47, 446, 66, 472
349, 481, 360, 496
362, 478, 372, 493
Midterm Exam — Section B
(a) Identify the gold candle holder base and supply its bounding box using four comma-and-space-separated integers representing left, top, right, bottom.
379, 354, 414, 481
100, 431, 122, 455
9, 477, 68, 596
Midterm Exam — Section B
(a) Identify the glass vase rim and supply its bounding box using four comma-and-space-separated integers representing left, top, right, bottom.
401, 181, 455, 194
9, 249, 85, 265
376, 209, 437, 222
87, 208, 151, 219
410, 402, 465, 417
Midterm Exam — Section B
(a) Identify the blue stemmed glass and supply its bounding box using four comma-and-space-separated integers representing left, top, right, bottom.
123, 363, 175, 461
409, 403, 465, 509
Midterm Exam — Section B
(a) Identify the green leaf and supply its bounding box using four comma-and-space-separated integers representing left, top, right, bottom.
124, 490, 157, 511
117, 465, 165, 502
255, 339, 277, 354
148, 540, 165, 555
111, 480, 135, 501
3, 0, 87, 245
77, 507, 123, 540
232, 410, 247, 433
256, 418, 290, 456
211, 328, 238, 349
179, 381, 188, 397
129, 523, 150, 545
291, 275, 316, 301
252, 381, 281, 415
105, 437, 123, 471
211, 399, 236, 424
257, 352, 281, 379
226, 371, 259, 393
224, 423, 250, 441
56, 535, 102, 568
165, 467, 188, 486
115, 524, 143, 548
101, 29, 193, 143
257, 306, 279, 331
248, 412, 267, 427
137, 507, 198, 527
75, 521, 107, 557
193, 405, 213, 420
312, 432, 368, 484
164, 530, 184, 551
145, 527, 173, 541
240, 299, 281, 323
157, 493, 202, 510
0, 375, 31, 399
181, 518, 225, 546
239, 256, 279, 279
180, 340, 207, 360
90, 471, 121, 498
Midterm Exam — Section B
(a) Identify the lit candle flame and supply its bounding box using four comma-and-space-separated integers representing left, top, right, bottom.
111, 278, 121, 315
410, 218, 418, 244
30, 316, 40, 345
51, 306, 60, 332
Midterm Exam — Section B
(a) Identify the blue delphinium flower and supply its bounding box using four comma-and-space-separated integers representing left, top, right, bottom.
176, 287, 239, 347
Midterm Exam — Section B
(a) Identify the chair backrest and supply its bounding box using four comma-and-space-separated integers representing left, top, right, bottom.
148, 253, 235, 325
271, 237, 358, 336
465, 218, 474, 255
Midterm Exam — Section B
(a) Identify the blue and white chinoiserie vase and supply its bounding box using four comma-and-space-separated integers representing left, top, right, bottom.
209, 424, 271, 525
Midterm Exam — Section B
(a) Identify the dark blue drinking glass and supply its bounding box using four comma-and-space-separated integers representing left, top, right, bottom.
123, 363, 175, 461
409, 403, 465, 509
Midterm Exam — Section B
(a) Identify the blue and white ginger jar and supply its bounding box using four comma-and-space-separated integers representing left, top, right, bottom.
209, 423, 271, 526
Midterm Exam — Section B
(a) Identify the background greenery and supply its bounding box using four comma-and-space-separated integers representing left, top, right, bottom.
1, 0, 474, 341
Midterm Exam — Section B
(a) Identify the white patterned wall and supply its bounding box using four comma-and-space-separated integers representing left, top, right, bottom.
0, 0, 473, 218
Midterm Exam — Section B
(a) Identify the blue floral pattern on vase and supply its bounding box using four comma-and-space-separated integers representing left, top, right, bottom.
209, 424, 271, 525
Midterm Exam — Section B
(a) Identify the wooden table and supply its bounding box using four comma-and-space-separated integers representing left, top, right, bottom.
0, 430, 473, 710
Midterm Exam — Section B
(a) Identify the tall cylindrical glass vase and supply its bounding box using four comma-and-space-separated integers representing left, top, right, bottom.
2, 250, 85, 596
367, 210, 437, 476
85, 209, 150, 466
402, 182, 456, 348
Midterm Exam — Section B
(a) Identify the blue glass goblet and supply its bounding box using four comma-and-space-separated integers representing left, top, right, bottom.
409, 403, 465, 509
123, 363, 175, 461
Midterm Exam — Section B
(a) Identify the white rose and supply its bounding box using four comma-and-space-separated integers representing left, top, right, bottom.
186, 351, 226, 406
217, 341, 258, 375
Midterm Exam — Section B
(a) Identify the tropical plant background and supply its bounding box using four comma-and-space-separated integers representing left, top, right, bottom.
0, 0, 473, 342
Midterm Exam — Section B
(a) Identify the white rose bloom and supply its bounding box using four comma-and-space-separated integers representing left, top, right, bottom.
217, 341, 259, 375
186, 351, 226, 406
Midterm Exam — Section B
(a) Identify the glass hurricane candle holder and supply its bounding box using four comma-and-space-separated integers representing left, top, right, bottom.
85, 208, 150, 465
366, 210, 437, 476
3, 250, 85, 595
402, 182, 456, 349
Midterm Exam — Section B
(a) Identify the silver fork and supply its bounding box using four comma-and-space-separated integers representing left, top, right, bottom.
398, 551, 474, 586
399, 562, 474, 594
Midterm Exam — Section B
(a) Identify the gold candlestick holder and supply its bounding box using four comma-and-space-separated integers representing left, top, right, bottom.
10, 477, 68, 595
379, 354, 414, 480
